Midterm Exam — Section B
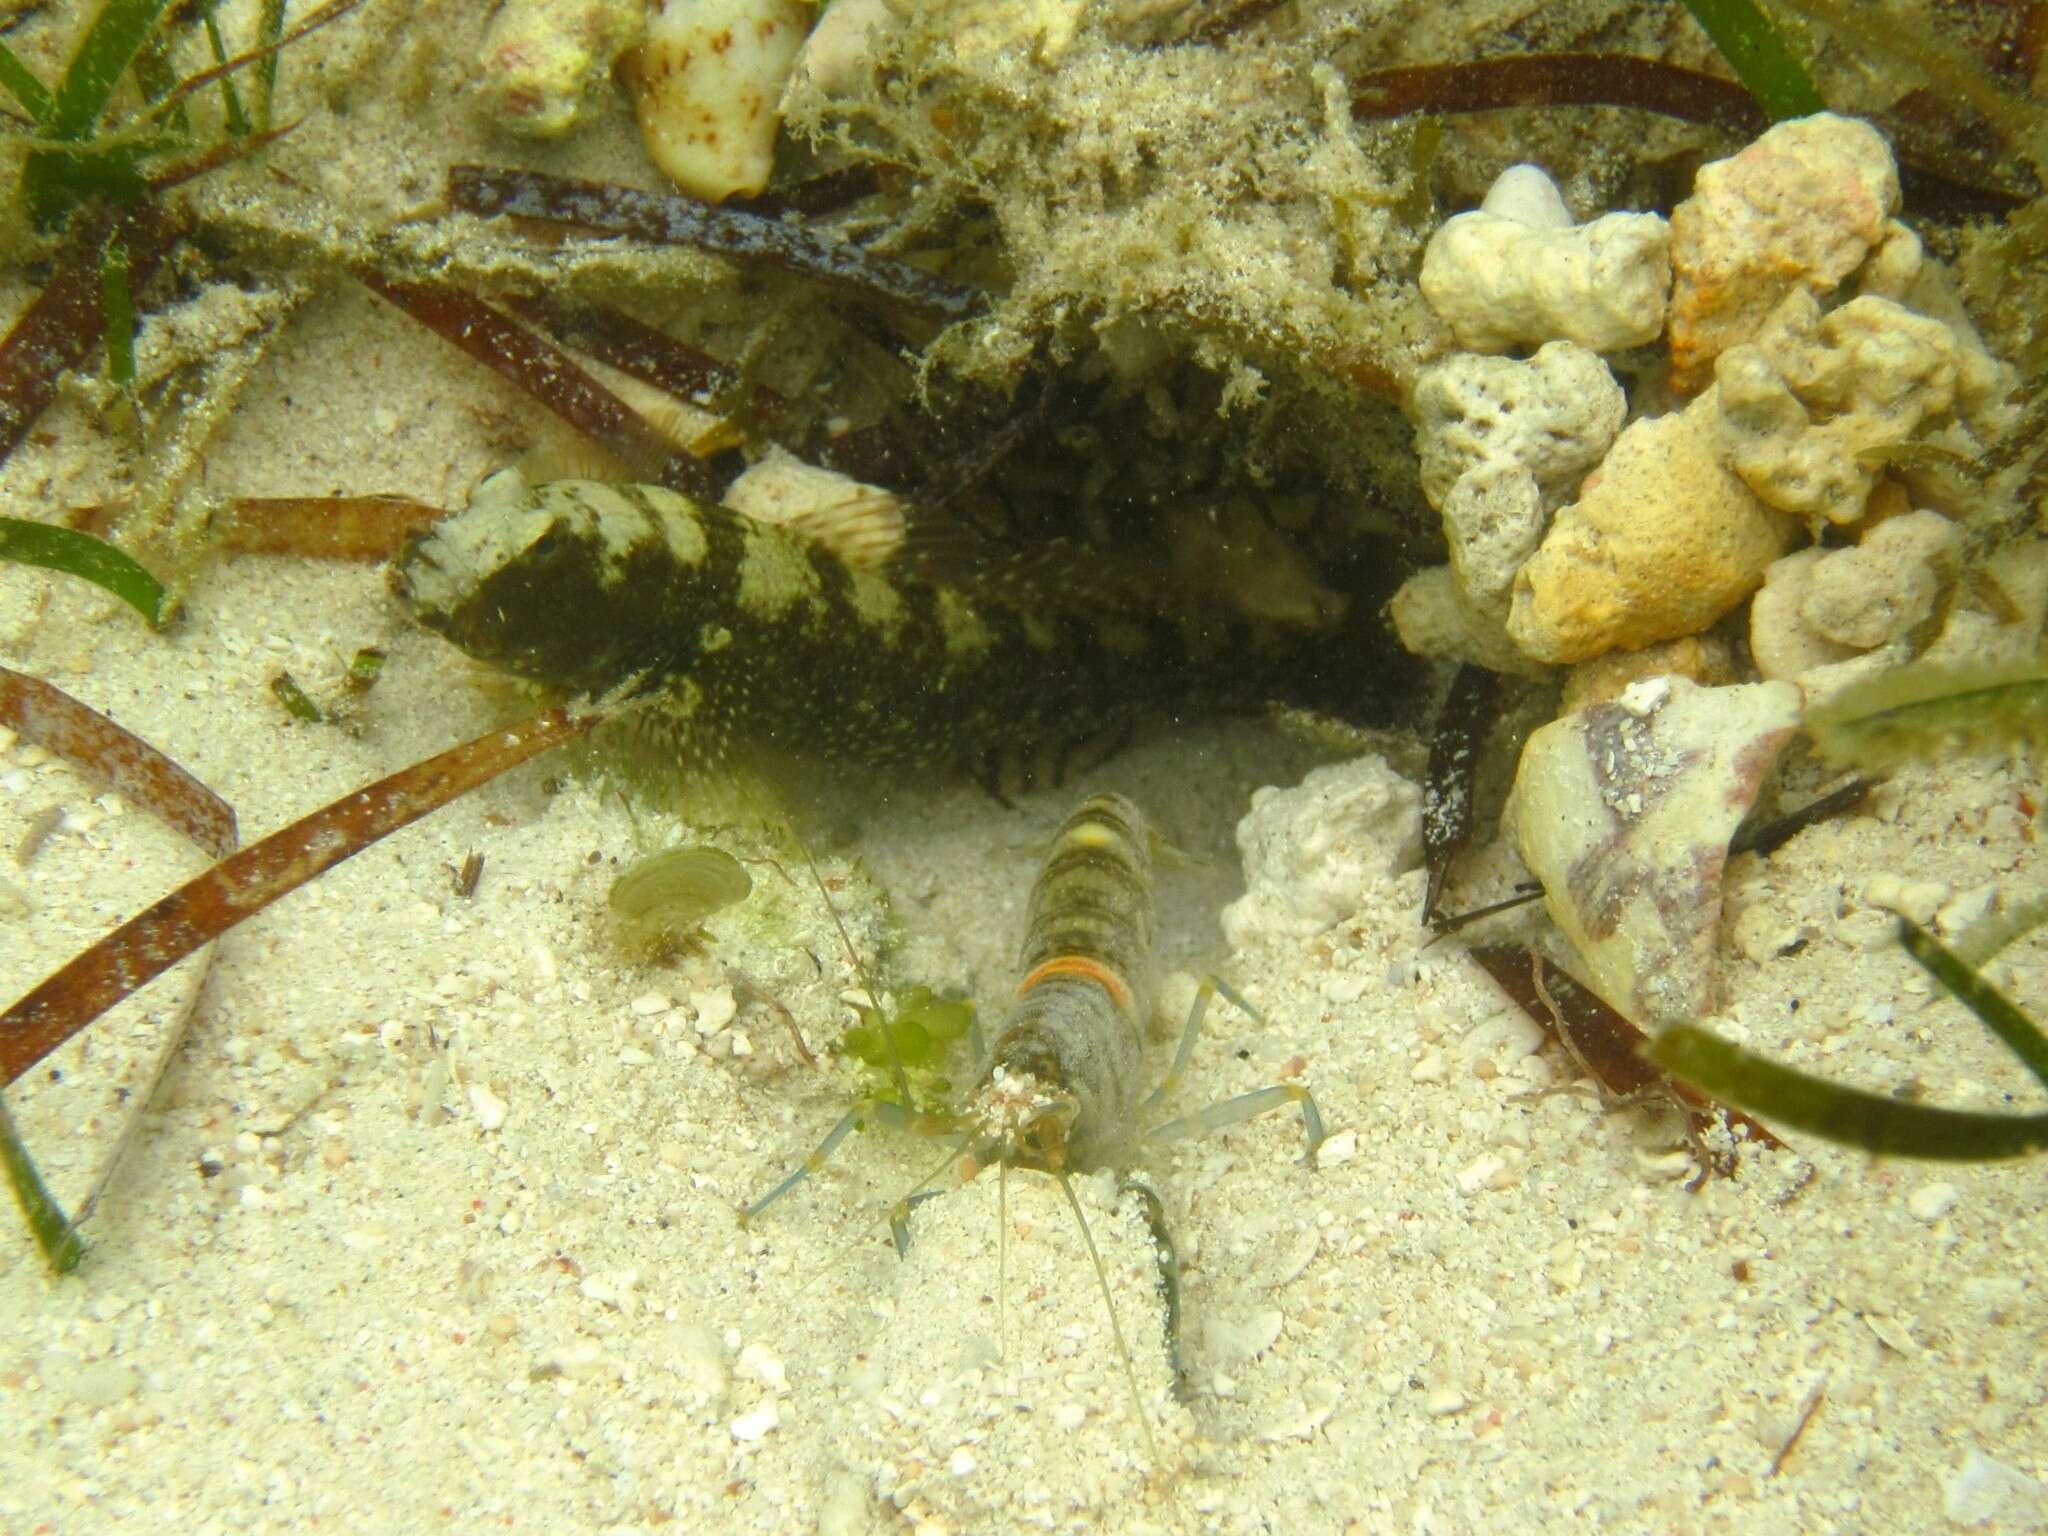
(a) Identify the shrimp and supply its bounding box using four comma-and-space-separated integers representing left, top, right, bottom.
743, 791, 1326, 1452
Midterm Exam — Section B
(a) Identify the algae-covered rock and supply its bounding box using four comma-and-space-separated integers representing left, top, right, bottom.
1667, 114, 1900, 394
1717, 291, 1996, 529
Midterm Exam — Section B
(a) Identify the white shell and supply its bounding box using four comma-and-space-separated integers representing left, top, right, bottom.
629, 0, 812, 202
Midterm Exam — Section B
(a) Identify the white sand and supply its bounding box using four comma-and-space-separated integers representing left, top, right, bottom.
4, 4, 2048, 1532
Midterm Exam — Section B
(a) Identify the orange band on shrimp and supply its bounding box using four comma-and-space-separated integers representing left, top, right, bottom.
1015, 955, 1135, 1014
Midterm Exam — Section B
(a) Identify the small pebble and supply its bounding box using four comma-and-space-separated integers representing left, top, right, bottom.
1323, 972, 1367, 1005
730, 1401, 780, 1442
46, 1358, 140, 1410
1318, 1129, 1358, 1167
1455, 1153, 1505, 1194
631, 992, 671, 1017
692, 985, 738, 1034
737, 1342, 787, 1391
540, 1343, 605, 1380
948, 1447, 977, 1477
1202, 1309, 1284, 1363
1935, 882, 1999, 938
1426, 1388, 1469, 1417
1051, 1403, 1087, 1431
1863, 874, 1951, 927
1944, 1447, 2048, 1527
1907, 1182, 1960, 1222
468, 1082, 508, 1132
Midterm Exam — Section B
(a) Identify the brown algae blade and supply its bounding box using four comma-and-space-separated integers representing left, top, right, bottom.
1, 705, 593, 1089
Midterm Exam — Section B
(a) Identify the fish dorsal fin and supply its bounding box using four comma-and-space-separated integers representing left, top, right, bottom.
720, 447, 907, 570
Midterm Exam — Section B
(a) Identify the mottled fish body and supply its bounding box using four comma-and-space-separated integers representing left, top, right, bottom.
394, 469, 1319, 771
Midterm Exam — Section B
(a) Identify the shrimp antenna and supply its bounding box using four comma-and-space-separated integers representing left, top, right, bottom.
1053, 1171, 1158, 1461
775, 1128, 971, 1307
734, 781, 918, 1114
786, 825, 917, 1113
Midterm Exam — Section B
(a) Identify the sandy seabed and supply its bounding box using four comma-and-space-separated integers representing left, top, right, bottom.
3, 3, 2047, 1533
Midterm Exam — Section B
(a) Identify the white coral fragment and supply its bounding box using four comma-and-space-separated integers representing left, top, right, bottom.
1388, 565, 1538, 676
1410, 342, 1626, 514
1419, 165, 1670, 354
1512, 678, 1802, 1028
1222, 758, 1421, 949
1395, 343, 1625, 671
1438, 458, 1547, 611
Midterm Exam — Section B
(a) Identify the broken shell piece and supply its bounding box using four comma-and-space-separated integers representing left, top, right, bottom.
629, 0, 812, 202
1512, 677, 1802, 1028
1419, 164, 1671, 354
784, 0, 894, 100
1668, 113, 1900, 394
478, 0, 647, 139
1507, 391, 1800, 664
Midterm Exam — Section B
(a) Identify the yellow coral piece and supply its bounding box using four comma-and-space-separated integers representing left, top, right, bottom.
1506, 392, 1800, 665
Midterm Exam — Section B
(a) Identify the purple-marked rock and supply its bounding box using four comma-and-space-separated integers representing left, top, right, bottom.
1512, 676, 1802, 1027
